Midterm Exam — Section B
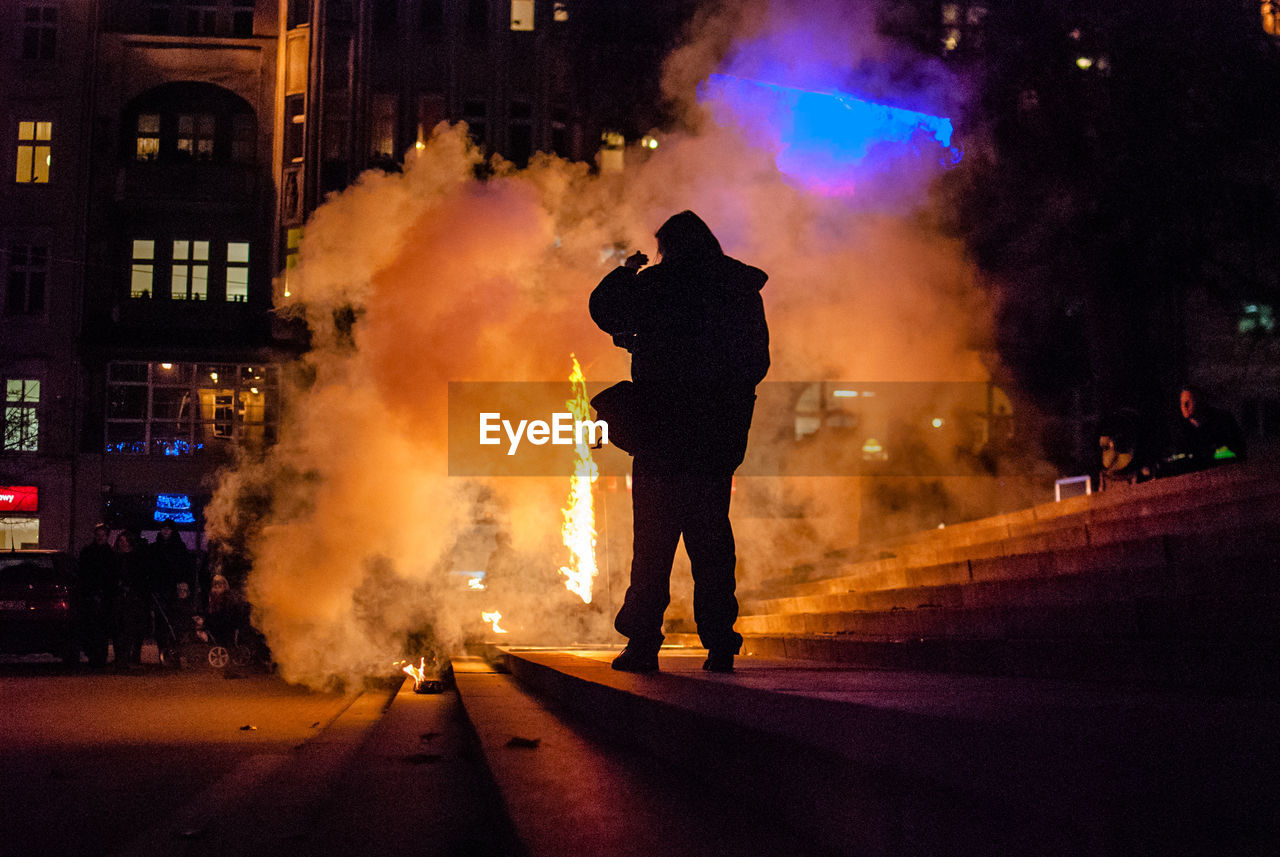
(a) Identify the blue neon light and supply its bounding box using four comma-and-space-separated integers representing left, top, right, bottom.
156, 493, 192, 510
154, 510, 196, 524
699, 74, 961, 195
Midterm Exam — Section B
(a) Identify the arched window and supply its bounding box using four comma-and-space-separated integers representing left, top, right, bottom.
124, 82, 257, 165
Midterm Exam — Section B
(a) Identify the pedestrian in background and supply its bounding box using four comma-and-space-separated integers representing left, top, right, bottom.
77, 523, 119, 667
113, 530, 153, 669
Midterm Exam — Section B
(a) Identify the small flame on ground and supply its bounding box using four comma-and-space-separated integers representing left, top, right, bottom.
403, 657, 428, 682
481, 611, 508, 634
559, 354, 599, 604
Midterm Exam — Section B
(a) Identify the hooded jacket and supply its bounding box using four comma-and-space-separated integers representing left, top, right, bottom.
590, 211, 769, 470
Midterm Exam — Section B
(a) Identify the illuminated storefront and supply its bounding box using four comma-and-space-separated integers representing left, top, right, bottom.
0, 485, 39, 549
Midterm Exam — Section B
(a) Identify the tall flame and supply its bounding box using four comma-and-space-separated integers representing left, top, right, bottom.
559, 354, 599, 603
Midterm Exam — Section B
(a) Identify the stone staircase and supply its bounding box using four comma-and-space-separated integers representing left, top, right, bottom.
444, 460, 1280, 856
666, 460, 1280, 689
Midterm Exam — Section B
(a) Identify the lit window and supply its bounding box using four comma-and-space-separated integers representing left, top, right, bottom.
370, 93, 397, 160
283, 228, 303, 297
21, 2, 57, 61
171, 240, 210, 300
5, 242, 48, 315
177, 113, 215, 161
136, 114, 161, 161
226, 242, 249, 302
554, 3, 568, 23
511, 0, 535, 31
131, 240, 155, 298
15, 121, 51, 183
106, 361, 279, 455
4, 379, 40, 452
1265, 1, 1280, 36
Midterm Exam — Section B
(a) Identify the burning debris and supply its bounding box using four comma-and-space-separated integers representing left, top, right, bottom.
402, 656, 446, 694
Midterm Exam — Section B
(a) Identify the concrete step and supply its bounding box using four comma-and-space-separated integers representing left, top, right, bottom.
488, 647, 1280, 857
451, 657, 827, 857
732, 592, 1280, 643
742, 531, 1280, 618
667, 633, 1280, 690
750, 500, 1280, 605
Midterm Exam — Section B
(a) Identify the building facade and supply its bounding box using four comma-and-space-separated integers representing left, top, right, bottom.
1, 0, 593, 552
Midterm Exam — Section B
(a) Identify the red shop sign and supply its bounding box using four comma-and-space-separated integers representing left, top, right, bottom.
0, 485, 38, 513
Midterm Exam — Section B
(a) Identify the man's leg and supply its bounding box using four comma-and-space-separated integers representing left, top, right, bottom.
681, 471, 743, 658
613, 458, 682, 655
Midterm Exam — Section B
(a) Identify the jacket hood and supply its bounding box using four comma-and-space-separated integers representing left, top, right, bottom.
656, 210, 723, 262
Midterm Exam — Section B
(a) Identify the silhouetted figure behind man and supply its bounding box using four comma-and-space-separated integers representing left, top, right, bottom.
1170, 385, 1247, 471
77, 524, 119, 667
590, 210, 769, 674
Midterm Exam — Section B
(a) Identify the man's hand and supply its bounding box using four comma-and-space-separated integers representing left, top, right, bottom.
624, 250, 649, 270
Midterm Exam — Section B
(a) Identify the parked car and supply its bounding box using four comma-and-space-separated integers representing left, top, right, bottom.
0, 550, 80, 664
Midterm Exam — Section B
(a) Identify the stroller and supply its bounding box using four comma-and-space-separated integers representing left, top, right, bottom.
154, 592, 270, 670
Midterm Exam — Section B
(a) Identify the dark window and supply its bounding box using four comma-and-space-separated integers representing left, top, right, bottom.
231, 114, 255, 162
373, 0, 397, 34
324, 33, 352, 90
420, 0, 444, 31
509, 123, 532, 167
329, 0, 354, 23
463, 99, 487, 147
285, 94, 306, 162
188, 2, 218, 35
21, 3, 57, 61
286, 0, 308, 28
466, 0, 487, 39
232, 0, 254, 36
550, 102, 569, 157
6, 243, 48, 315
177, 113, 216, 161
148, 0, 173, 33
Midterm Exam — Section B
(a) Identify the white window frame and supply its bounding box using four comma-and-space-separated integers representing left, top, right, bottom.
131, 239, 155, 298
171, 239, 210, 300
225, 241, 249, 302
15, 120, 51, 184
3, 377, 41, 452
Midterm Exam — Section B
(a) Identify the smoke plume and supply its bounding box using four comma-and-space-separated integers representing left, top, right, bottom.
207, 0, 1004, 689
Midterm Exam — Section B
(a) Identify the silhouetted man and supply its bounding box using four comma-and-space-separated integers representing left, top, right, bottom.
590, 210, 769, 673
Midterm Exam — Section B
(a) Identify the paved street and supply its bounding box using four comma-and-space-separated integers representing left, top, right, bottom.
0, 662, 352, 857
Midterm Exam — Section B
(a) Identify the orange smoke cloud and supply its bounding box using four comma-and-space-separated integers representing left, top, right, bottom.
206, 3, 995, 689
